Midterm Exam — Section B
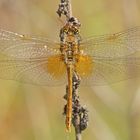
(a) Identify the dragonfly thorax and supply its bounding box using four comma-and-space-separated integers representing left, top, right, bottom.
59, 17, 81, 64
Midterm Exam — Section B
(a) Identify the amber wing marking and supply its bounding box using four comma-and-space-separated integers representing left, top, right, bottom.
75, 54, 93, 78
45, 55, 66, 79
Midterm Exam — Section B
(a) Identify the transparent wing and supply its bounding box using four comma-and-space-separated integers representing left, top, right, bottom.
79, 27, 140, 85
0, 29, 66, 86
0, 29, 60, 58
80, 55, 140, 86
80, 27, 140, 58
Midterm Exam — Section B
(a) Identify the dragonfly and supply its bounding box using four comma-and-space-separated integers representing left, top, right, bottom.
0, 19, 140, 131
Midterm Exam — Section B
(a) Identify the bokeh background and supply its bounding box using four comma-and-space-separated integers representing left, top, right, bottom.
0, 0, 140, 140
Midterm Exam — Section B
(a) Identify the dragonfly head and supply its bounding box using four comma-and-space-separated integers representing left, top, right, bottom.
60, 17, 81, 43
61, 17, 81, 36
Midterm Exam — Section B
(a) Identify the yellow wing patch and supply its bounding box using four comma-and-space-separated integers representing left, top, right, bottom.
42, 54, 93, 79
42, 55, 66, 79
75, 54, 93, 78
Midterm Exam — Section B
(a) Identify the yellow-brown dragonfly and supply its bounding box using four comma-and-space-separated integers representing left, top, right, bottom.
0, 25, 140, 131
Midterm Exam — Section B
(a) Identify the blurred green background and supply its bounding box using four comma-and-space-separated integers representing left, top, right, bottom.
0, 0, 140, 140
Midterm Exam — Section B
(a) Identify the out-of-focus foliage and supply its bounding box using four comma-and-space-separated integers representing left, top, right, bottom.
0, 0, 140, 140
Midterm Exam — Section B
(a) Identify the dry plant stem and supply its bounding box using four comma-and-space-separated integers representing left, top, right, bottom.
72, 73, 82, 140
57, 0, 72, 19
76, 133, 82, 140
67, 0, 72, 18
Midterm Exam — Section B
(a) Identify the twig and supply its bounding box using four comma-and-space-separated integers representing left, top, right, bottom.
72, 72, 82, 140
72, 72, 88, 140
67, 0, 72, 18
57, 0, 72, 20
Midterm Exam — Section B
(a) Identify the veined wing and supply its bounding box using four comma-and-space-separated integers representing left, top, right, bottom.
77, 27, 140, 85
0, 29, 60, 58
78, 54, 140, 86
0, 30, 66, 86
80, 27, 140, 58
